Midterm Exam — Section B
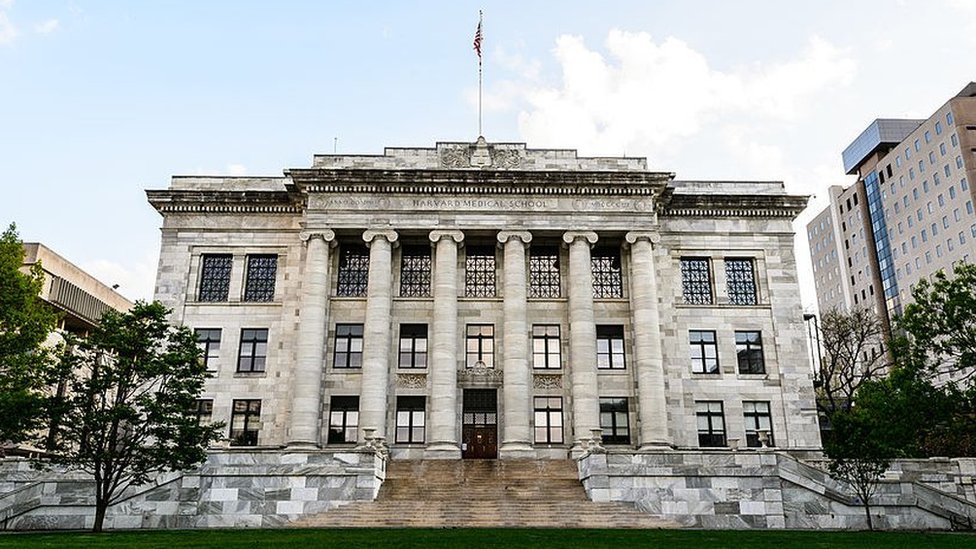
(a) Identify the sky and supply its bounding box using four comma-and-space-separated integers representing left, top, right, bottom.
3, 1, 976, 310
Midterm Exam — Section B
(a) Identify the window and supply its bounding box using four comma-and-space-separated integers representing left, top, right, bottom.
591, 248, 623, 298
743, 401, 774, 448
725, 258, 758, 305
334, 324, 364, 368
198, 254, 232, 302
328, 396, 359, 444
950, 186, 957, 199
952, 133, 959, 147
532, 325, 561, 369
230, 399, 261, 446
398, 324, 428, 369
681, 258, 713, 304
936, 121, 943, 135
465, 246, 496, 297
399, 246, 431, 297
195, 328, 221, 370
533, 397, 563, 444
689, 330, 719, 374
237, 329, 268, 372
599, 398, 630, 444
696, 401, 726, 447
193, 399, 213, 426
596, 325, 625, 370
735, 331, 765, 374
243, 254, 277, 302
529, 247, 561, 298
466, 324, 494, 368
395, 396, 426, 443
337, 245, 370, 297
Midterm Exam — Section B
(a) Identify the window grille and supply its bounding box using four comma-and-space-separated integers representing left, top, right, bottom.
529, 248, 561, 298
198, 254, 232, 302
591, 248, 623, 298
681, 258, 712, 304
243, 254, 277, 302
399, 247, 432, 297
726, 258, 757, 305
337, 246, 370, 297
465, 246, 496, 297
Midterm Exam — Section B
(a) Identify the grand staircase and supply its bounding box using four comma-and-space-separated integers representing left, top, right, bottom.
294, 459, 678, 528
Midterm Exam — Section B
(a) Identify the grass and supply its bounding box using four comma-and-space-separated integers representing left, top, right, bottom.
0, 528, 974, 548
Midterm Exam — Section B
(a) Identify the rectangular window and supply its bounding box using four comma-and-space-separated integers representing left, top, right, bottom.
533, 397, 563, 444
337, 245, 370, 297
735, 331, 765, 374
596, 325, 626, 370
395, 396, 426, 443
743, 401, 774, 448
328, 396, 359, 444
599, 397, 630, 444
689, 330, 719, 374
230, 399, 261, 446
198, 254, 232, 302
193, 399, 213, 426
591, 248, 623, 298
399, 246, 432, 297
334, 324, 364, 369
195, 328, 221, 370
681, 257, 713, 304
465, 246, 496, 297
398, 324, 428, 369
528, 247, 561, 298
243, 254, 277, 302
532, 324, 561, 369
696, 401, 726, 447
237, 328, 268, 373
725, 258, 758, 305
466, 324, 494, 368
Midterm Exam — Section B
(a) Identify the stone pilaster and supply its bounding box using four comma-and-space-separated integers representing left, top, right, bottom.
497, 230, 535, 458
425, 229, 464, 459
359, 229, 398, 441
625, 231, 672, 449
563, 231, 600, 453
287, 229, 336, 448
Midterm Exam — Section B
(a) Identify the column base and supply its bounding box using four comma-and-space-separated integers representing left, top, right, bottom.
424, 442, 462, 459
284, 441, 321, 450
637, 441, 674, 452
499, 441, 536, 459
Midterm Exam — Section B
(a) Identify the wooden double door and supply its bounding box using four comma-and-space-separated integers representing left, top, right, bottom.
461, 389, 497, 459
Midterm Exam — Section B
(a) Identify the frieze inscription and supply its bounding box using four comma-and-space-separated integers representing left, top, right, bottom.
310, 195, 652, 213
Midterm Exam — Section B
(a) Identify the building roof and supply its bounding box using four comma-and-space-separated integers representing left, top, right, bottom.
841, 119, 923, 175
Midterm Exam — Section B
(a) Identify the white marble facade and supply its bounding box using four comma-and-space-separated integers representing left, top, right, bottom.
147, 139, 822, 460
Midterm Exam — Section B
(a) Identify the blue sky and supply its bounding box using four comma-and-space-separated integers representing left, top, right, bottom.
3, 1, 976, 308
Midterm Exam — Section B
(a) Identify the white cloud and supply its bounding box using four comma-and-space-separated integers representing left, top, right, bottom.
0, 12, 18, 45
34, 18, 58, 35
82, 252, 159, 303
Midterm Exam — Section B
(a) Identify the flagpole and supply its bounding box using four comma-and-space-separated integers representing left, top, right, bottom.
477, 10, 483, 137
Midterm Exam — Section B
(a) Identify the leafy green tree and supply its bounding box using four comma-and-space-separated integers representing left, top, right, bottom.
46, 301, 222, 532
0, 223, 59, 450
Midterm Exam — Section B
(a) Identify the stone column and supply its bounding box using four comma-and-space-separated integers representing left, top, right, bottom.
425, 230, 464, 459
497, 230, 535, 458
359, 229, 398, 441
563, 231, 600, 452
287, 230, 336, 448
625, 231, 672, 448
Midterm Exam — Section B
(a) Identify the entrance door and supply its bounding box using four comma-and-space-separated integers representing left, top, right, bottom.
461, 389, 497, 459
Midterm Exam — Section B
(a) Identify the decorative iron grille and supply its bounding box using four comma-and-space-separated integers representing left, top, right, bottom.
400, 247, 432, 297
198, 254, 232, 302
337, 246, 370, 297
465, 246, 496, 297
243, 254, 277, 302
681, 258, 713, 304
529, 248, 561, 298
725, 258, 757, 305
591, 248, 623, 298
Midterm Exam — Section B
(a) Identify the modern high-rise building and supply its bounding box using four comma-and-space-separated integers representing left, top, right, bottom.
808, 83, 976, 331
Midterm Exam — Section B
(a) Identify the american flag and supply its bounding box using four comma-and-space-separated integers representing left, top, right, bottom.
473, 15, 483, 61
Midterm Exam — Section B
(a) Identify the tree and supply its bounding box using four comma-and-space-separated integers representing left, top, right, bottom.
815, 307, 887, 420
899, 262, 976, 383
0, 223, 59, 450
46, 301, 222, 532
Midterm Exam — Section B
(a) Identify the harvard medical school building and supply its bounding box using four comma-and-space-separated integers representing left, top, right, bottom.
146, 138, 822, 457
808, 83, 976, 328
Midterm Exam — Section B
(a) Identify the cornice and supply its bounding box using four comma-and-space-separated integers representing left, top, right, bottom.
660, 194, 809, 219
146, 190, 302, 215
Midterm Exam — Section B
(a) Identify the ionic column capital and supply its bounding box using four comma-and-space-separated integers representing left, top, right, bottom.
363, 228, 399, 247
624, 231, 661, 247
299, 229, 336, 245
429, 229, 465, 245
497, 230, 533, 246
562, 231, 598, 247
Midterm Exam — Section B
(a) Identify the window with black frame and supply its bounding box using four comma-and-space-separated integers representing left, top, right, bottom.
337, 245, 370, 297
334, 324, 364, 369
237, 329, 268, 373
532, 325, 561, 369
533, 397, 563, 444
743, 401, 774, 448
395, 396, 426, 443
599, 398, 630, 444
328, 396, 359, 444
193, 399, 213, 426
689, 330, 718, 374
195, 328, 221, 370
696, 401, 726, 447
466, 324, 494, 368
735, 331, 765, 374
230, 399, 261, 446
596, 325, 625, 369
398, 324, 428, 369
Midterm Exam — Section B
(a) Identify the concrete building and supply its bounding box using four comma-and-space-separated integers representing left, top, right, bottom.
808, 83, 976, 330
146, 137, 821, 457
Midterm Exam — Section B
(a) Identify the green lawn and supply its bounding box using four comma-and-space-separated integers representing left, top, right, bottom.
0, 528, 973, 548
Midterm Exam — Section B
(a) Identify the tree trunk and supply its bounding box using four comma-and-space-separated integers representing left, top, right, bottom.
93, 498, 107, 533
863, 500, 874, 531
